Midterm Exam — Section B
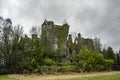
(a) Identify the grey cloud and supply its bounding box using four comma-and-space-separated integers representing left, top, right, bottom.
0, 0, 120, 51
98, 0, 120, 51
68, 0, 120, 51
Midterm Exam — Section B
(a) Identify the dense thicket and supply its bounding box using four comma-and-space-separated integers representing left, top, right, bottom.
0, 17, 119, 74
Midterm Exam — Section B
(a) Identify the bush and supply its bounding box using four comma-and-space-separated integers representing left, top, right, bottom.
44, 58, 56, 66
28, 65, 76, 74
75, 47, 114, 72
103, 59, 114, 70
56, 65, 75, 73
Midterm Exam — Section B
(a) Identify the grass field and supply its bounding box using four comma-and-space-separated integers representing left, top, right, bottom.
0, 75, 16, 80
65, 74, 120, 80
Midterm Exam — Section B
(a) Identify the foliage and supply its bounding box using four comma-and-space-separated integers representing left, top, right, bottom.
106, 47, 115, 60
75, 47, 114, 72
53, 24, 69, 46
44, 58, 56, 66
22, 37, 45, 73
32, 65, 75, 74
116, 53, 120, 65
0, 18, 24, 73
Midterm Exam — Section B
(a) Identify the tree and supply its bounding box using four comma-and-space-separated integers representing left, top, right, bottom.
10, 25, 24, 72
0, 17, 24, 73
106, 47, 115, 59
0, 18, 13, 73
106, 47, 116, 65
116, 52, 120, 65
102, 48, 108, 59
22, 27, 45, 72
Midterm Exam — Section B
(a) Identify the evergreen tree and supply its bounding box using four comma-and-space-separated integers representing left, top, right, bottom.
107, 47, 115, 59
106, 47, 115, 64
116, 51, 120, 65
102, 48, 107, 59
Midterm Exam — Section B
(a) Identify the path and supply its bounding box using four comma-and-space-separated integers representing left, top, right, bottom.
8, 71, 120, 80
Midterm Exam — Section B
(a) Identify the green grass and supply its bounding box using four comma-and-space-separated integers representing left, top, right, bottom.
65, 74, 120, 80
0, 75, 16, 80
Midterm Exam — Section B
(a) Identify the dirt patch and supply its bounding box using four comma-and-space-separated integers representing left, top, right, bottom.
8, 71, 120, 80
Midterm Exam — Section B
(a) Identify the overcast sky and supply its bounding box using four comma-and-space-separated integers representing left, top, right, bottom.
0, 0, 120, 51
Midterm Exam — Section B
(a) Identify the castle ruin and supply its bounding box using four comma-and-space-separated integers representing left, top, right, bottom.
41, 20, 95, 62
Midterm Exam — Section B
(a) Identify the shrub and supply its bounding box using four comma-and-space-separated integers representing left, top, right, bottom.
44, 58, 56, 66
75, 47, 114, 72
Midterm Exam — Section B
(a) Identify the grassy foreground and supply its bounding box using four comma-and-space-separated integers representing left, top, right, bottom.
1, 72, 120, 80
0, 75, 16, 80
65, 74, 120, 80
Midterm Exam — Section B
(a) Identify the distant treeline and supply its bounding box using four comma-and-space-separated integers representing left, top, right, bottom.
0, 17, 120, 74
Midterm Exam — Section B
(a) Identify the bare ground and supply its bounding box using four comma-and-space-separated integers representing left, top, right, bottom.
8, 71, 120, 80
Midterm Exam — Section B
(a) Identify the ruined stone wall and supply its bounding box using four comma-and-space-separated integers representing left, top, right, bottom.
66, 33, 94, 60
81, 38, 94, 51
41, 20, 69, 53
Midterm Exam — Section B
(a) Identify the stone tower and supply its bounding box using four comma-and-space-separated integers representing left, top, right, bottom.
41, 20, 69, 53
